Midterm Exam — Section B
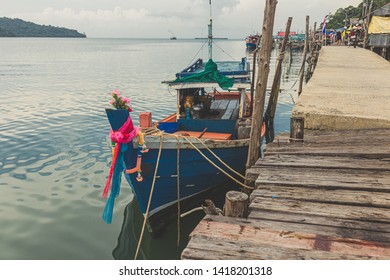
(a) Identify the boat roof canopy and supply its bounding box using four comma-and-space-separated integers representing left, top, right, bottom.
163, 57, 251, 90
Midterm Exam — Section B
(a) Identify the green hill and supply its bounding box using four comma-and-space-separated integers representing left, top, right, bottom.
0, 17, 86, 38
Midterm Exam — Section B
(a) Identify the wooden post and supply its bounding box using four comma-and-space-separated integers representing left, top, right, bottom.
246, 0, 277, 172
306, 21, 317, 83
223, 191, 248, 218
298, 15, 309, 96
364, 0, 373, 49
239, 88, 246, 118
265, 17, 292, 119
290, 117, 304, 142
249, 48, 259, 116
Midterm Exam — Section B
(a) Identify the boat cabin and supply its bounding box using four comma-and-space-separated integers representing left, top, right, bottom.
157, 58, 251, 140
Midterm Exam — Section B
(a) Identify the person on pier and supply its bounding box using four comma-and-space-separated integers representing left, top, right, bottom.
336, 31, 342, 46
349, 29, 357, 48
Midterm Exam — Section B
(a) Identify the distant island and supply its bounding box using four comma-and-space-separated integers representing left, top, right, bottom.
0, 17, 86, 38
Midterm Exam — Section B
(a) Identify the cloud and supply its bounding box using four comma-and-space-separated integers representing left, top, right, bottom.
12, 6, 186, 37
38, 7, 150, 22
7, 0, 364, 38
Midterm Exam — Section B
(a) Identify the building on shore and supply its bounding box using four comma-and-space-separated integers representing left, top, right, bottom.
367, 3, 390, 60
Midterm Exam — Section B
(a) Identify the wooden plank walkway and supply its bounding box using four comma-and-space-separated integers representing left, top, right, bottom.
182, 129, 390, 259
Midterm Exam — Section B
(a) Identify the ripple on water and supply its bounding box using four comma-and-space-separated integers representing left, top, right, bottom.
16, 157, 38, 167
38, 172, 52, 176
11, 173, 27, 180
0, 39, 301, 259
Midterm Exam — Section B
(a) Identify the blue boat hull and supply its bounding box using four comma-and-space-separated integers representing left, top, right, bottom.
122, 140, 248, 236
124, 142, 248, 215
246, 42, 257, 49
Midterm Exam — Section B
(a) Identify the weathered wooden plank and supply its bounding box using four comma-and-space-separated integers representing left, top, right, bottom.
264, 145, 390, 158
231, 108, 239, 120
253, 154, 390, 171
182, 234, 379, 260
266, 138, 390, 149
303, 129, 390, 138
250, 197, 390, 222
248, 210, 390, 233
184, 219, 390, 259
227, 99, 239, 109
251, 186, 390, 208
221, 108, 234, 120
254, 167, 390, 192
221, 100, 239, 119
265, 129, 390, 152
270, 129, 390, 142
217, 99, 229, 110
185, 128, 390, 260
203, 215, 390, 244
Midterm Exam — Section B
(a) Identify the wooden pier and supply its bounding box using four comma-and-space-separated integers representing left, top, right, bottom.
182, 46, 390, 260
182, 129, 390, 259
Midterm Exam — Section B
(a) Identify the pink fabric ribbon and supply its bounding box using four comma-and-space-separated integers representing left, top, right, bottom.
103, 116, 140, 198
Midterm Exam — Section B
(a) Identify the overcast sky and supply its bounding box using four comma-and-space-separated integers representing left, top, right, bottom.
2, 0, 362, 38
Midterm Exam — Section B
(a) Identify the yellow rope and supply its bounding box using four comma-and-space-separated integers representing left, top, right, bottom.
182, 136, 253, 190
176, 137, 181, 248
134, 134, 164, 260
192, 137, 246, 180
142, 126, 252, 189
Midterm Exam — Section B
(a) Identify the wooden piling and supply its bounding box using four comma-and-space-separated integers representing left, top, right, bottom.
265, 17, 292, 120
249, 48, 259, 116
246, 0, 277, 173
298, 15, 309, 95
305, 21, 317, 83
223, 191, 249, 218
290, 117, 304, 142
363, 0, 373, 49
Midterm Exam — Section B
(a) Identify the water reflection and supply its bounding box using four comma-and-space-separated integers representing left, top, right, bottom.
112, 198, 203, 260
0, 38, 302, 259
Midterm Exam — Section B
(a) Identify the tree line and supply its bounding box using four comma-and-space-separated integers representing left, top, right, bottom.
0, 17, 86, 38
326, 0, 388, 29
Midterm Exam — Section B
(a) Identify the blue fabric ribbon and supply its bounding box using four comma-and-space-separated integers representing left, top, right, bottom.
102, 144, 128, 224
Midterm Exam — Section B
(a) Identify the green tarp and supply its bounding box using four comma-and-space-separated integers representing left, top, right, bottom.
173, 59, 234, 90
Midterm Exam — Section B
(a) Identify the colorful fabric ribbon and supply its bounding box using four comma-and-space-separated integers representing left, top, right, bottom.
102, 115, 139, 224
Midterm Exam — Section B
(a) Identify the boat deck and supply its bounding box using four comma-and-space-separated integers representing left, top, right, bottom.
182, 128, 390, 259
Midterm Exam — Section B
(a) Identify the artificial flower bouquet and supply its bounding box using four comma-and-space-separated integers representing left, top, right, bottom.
109, 89, 132, 111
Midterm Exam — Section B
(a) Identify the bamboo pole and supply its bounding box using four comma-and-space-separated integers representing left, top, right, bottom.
245, 0, 277, 173
298, 15, 309, 96
265, 17, 292, 119
249, 48, 259, 116
306, 21, 317, 83
363, 0, 373, 49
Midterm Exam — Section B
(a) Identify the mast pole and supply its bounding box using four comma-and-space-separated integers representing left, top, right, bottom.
208, 0, 213, 60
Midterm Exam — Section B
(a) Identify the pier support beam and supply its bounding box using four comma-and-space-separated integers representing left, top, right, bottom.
298, 15, 310, 95
246, 0, 277, 171
265, 17, 293, 119
223, 191, 248, 218
290, 117, 304, 142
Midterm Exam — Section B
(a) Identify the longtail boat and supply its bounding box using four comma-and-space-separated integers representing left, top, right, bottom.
102, 0, 263, 237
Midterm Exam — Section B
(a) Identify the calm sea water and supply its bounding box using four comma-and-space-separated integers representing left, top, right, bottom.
0, 38, 301, 260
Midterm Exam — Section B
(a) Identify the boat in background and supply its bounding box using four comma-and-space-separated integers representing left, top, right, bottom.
245, 34, 260, 50
169, 30, 177, 40
275, 32, 305, 51
103, 0, 259, 237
